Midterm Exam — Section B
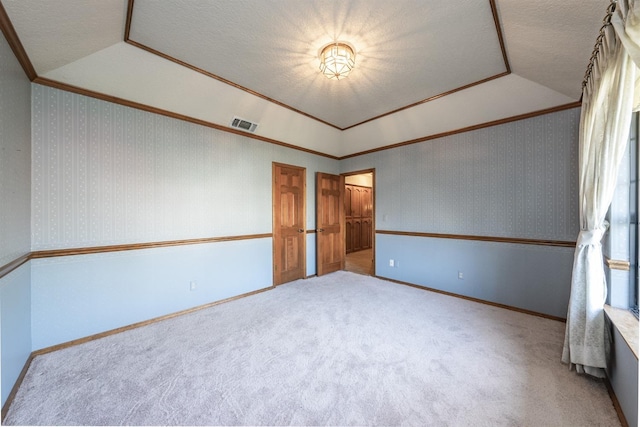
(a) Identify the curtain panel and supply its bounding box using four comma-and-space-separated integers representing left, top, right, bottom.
562, 0, 639, 378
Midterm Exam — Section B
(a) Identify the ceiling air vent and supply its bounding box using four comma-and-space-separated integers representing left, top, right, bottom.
230, 116, 258, 133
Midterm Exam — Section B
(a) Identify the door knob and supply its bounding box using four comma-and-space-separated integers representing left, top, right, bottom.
317, 228, 324, 232
298, 229, 304, 233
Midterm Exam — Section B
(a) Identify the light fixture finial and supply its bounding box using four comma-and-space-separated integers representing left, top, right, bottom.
319, 42, 355, 80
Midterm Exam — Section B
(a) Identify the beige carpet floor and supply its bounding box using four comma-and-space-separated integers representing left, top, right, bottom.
4, 271, 621, 426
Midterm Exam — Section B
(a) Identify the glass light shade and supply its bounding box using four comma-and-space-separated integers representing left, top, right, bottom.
319, 42, 355, 80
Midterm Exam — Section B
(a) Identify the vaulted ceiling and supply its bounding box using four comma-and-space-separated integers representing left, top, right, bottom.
1, 0, 607, 157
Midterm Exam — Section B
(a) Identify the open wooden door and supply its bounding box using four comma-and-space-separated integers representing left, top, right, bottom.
273, 163, 306, 285
316, 172, 345, 276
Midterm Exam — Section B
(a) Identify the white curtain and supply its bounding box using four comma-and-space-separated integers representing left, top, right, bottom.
562, 0, 640, 378
613, 0, 640, 110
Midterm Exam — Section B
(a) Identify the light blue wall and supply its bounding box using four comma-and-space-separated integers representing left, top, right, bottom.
375, 234, 573, 318
306, 233, 317, 277
341, 108, 580, 318
0, 265, 31, 406
31, 239, 272, 350
0, 29, 31, 267
606, 318, 638, 427
342, 108, 580, 241
28, 90, 581, 350
31, 85, 338, 250
29, 85, 339, 351
0, 263, 31, 405
0, 29, 32, 407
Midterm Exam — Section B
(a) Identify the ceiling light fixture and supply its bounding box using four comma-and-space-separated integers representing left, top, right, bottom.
319, 42, 356, 80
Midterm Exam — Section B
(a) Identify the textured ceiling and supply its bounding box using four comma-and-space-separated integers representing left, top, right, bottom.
2, 0, 126, 74
0, 0, 608, 156
129, 0, 507, 129
496, 0, 607, 98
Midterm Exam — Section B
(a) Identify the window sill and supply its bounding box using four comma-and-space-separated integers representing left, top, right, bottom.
604, 304, 639, 360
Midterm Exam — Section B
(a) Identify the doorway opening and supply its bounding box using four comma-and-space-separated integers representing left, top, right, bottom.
343, 169, 375, 276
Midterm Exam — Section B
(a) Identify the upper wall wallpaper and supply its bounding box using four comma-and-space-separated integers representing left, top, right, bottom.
0, 33, 31, 266
341, 108, 580, 242
31, 83, 579, 250
31, 85, 338, 250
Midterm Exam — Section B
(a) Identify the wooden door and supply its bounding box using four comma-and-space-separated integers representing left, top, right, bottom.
273, 163, 306, 285
316, 172, 345, 276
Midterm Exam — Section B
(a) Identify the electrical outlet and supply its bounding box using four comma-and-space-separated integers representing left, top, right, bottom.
458, 272, 464, 280
190, 281, 197, 291
389, 259, 395, 267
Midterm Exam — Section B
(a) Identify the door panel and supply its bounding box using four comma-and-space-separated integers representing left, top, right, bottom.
362, 218, 372, 249
353, 219, 362, 252
352, 188, 362, 217
346, 219, 353, 253
273, 163, 306, 285
316, 172, 345, 276
362, 188, 372, 217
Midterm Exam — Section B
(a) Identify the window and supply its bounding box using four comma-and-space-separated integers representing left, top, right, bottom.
606, 111, 639, 315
